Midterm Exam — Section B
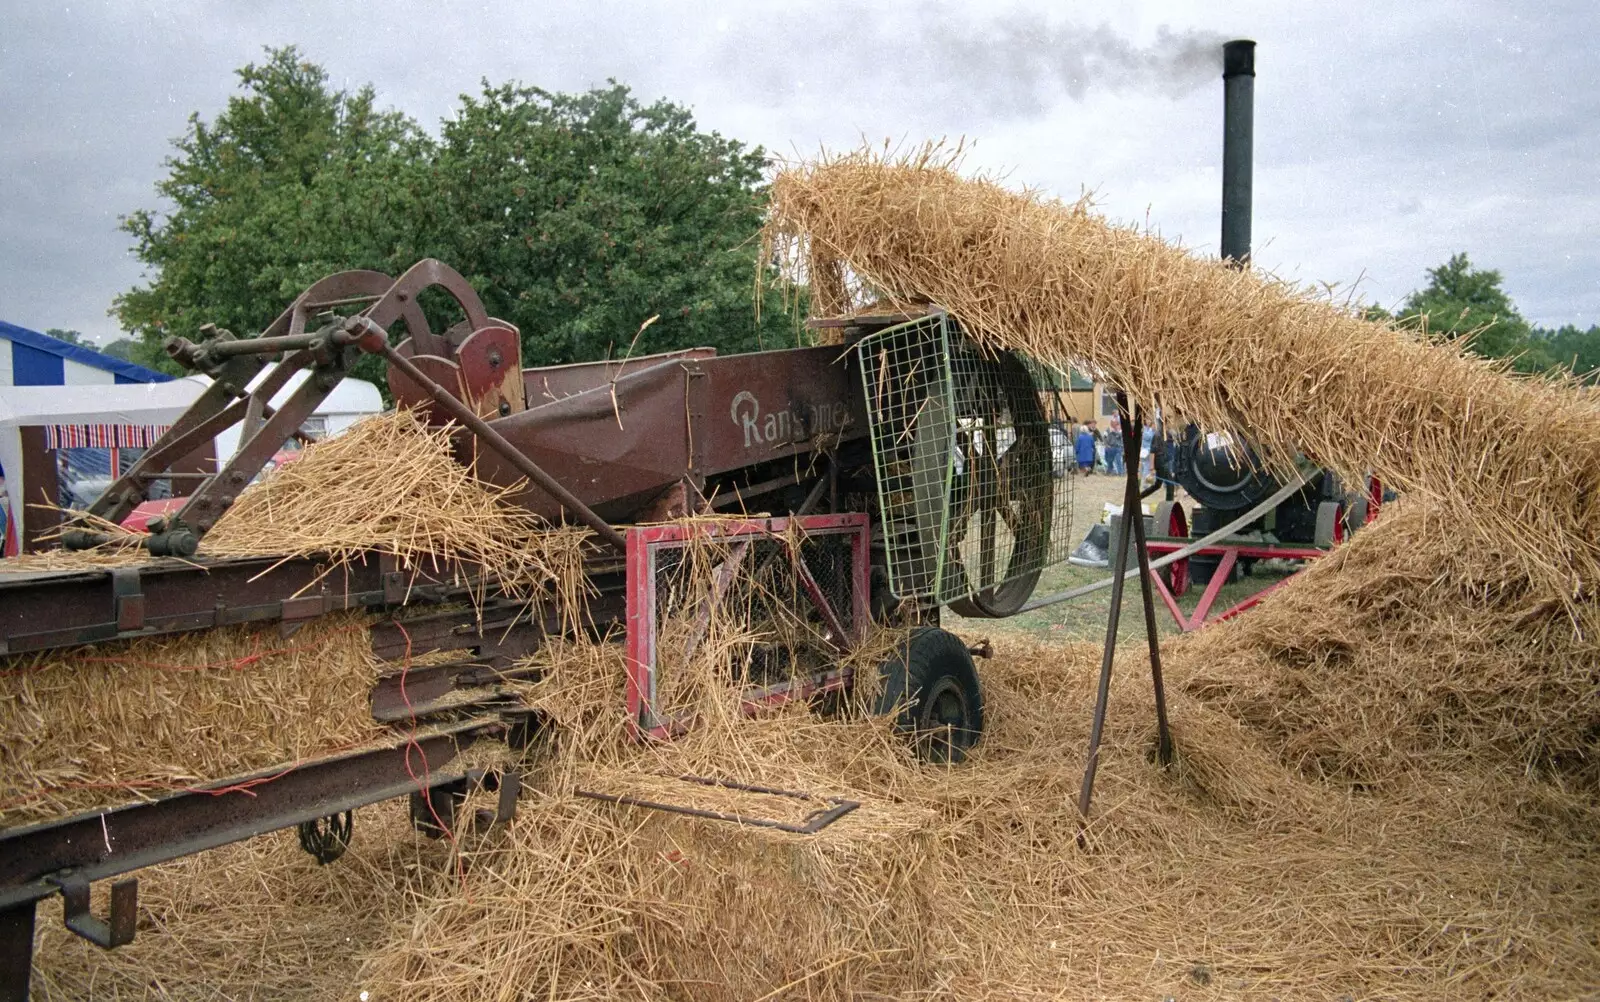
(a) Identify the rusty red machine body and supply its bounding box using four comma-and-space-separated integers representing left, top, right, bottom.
0, 261, 1028, 998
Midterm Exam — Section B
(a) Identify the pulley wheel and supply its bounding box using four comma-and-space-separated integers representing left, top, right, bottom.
1148, 500, 1190, 597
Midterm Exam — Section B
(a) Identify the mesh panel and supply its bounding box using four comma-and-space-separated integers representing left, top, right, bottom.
857, 315, 1073, 607
648, 527, 857, 720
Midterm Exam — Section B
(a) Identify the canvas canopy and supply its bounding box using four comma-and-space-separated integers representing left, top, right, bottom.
212, 368, 384, 460
0, 378, 210, 553
0, 372, 385, 554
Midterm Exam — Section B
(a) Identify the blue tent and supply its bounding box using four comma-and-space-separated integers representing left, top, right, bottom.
0, 321, 169, 386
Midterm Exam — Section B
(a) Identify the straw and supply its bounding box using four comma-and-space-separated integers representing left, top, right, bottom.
0, 409, 594, 826
762, 144, 1600, 611
27, 562, 1600, 999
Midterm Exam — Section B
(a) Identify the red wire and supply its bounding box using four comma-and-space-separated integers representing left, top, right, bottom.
391, 620, 467, 887
0, 624, 365, 678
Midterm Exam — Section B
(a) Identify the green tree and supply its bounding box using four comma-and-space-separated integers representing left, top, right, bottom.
43, 328, 91, 347
100, 338, 141, 362
113, 47, 435, 374
430, 80, 794, 365
114, 49, 799, 381
1396, 253, 1543, 370
1532, 324, 1600, 382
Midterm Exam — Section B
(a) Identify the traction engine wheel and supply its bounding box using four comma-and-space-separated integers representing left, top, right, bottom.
875, 627, 985, 763
1313, 500, 1345, 549
1147, 501, 1190, 597
1341, 493, 1370, 536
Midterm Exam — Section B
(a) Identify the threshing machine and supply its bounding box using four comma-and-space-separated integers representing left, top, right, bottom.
0, 259, 1074, 997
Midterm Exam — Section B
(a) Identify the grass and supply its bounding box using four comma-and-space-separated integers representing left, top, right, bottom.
945, 472, 1300, 643
946, 555, 1298, 642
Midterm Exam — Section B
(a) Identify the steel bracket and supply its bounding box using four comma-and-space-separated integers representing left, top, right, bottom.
280, 590, 329, 621
50, 874, 137, 950
381, 553, 409, 605
575, 775, 860, 834
493, 770, 521, 825
110, 567, 145, 632
684, 362, 708, 476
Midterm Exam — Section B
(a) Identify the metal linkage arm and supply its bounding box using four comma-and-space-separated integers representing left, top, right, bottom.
67, 323, 355, 553
345, 317, 627, 552
153, 344, 354, 556
76, 340, 272, 531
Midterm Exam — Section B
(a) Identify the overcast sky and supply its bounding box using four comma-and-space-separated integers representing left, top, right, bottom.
2, 0, 1595, 343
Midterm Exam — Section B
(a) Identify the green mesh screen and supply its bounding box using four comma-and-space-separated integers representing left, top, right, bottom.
856, 314, 1073, 610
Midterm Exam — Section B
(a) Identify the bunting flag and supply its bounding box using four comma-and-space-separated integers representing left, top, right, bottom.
44, 424, 171, 449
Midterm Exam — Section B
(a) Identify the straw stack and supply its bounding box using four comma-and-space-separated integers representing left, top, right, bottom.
763, 146, 1600, 608
347, 522, 1595, 1000
0, 409, 593, 827
1170, 498, 1600, 784
0, 612, 387, 828
346, 637, 1597, 1002
204, 409, 593, 600
0, 409, 594, 591
21, 499, 1600, 999
35, 619, 1598, 1000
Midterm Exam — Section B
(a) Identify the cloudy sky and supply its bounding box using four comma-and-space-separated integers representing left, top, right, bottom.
2, 1, 1595, 343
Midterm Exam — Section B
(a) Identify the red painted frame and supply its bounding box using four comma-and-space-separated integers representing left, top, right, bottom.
1140, 479, 1384, 633
624, 513, 871, 740
1144, 540, 1327, 633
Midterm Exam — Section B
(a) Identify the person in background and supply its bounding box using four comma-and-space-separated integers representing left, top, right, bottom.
1140, 420, 1157, 480
0, 470, 9, 556
1074, 421, 1096, 475
1104, 414, 1125, 475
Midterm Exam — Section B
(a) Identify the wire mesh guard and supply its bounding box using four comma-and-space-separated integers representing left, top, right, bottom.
627, 518, 867, 735
856, 315, 1073, 615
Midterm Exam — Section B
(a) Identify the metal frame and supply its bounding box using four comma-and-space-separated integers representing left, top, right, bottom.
1143, 540, 1324, 632
0, 721, 519, 1001
857, 315, 954, 602
1141, 480, 1381, 633
623, 514, 871, 740
0, 547, 610, 658
1077, 394, 1174, 834
575, 775, 860, 834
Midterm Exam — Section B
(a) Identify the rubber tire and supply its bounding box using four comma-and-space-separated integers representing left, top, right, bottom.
875, 626, 984, 764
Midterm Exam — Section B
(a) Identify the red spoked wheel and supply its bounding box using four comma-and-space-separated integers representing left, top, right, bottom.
1149, 500, 1190, 597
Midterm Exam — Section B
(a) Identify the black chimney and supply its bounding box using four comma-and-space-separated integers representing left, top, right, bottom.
1221, 39, 1255, 266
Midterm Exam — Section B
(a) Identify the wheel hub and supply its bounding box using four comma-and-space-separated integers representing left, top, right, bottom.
916, 676, 975, 760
